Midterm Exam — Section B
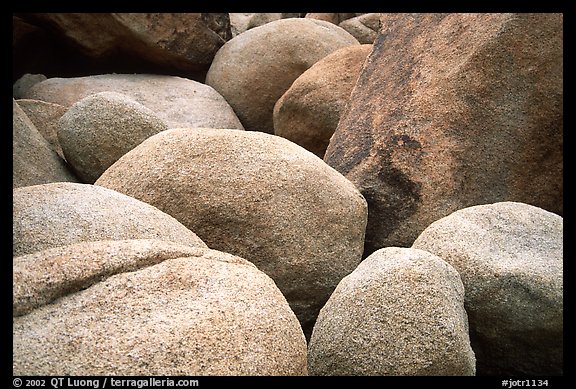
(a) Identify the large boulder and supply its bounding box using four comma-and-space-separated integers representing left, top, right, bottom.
308, 247, 476, 376
13, 182, 207, 257
205, 18, 359, 134
13, 73, 47, 98
412, 202, 563, 375
273, 44, 372, 157
16, 13, 231, 78
13, 99, 78, 188
13, 239, 307, 375
16, 98, 67, 159
324, 13, 563, 255
96, 128, 368, 338
57, 92, 168, 183
21, 73, 244, 130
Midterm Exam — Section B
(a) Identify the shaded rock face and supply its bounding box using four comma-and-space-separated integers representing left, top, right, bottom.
324, 13, 563, 255
22, 73, 244, 130
13, 182, 206, 257
412, 202, 563, 376
339, 13, 381, 44
16, 13, 231, 80
58, 92, 168, 183
96, 128, 368, 339
205, 18, 359, 134
13, 99, 78, 188
13, 240, 308, 375
273, 44, 372, 158
308, 247, 476, 376
16, 98, 67, 159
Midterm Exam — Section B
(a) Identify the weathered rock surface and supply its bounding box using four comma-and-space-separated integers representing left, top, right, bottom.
274, 44, 372, 157
13, 99, 78, 188
412, 201, 563, 375
13, 73, 47, 98
339, 13, 381, 44
21, 73, 244, 130
13, 240, 307, 375
308, 247, 476, 376
324, 13, 563, 255
16, 13, 231, 78
58, 92, 168, 183
13, 182, 207, 257
16, 98, 68, 159
96, 128, 367, 338
305, 13, 360, 25
205, 18, 359, 134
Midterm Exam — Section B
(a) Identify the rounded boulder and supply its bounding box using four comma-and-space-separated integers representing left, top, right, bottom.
412, 201, 563, 375
58, 91, 168, 183
13, 239, 307, 375
205, 18, 359, 134
96, 128, 368, 339
13, 182, 207, 257
308, 247, 476, 376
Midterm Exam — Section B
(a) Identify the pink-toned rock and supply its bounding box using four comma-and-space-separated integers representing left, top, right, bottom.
274, 44, 372, 157
14, 239, 307, 375
205, 18, 359, 134
324, 13, 563, 255
339, 13, 380, 44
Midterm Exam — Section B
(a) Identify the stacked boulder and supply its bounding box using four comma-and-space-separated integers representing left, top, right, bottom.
13, 12, 563, 377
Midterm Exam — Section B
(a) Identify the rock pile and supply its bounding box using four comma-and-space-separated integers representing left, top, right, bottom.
13, 12, 563, 376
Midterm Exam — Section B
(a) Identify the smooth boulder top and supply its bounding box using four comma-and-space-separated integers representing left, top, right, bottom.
14, 240, 308, 375
308, 247, 476, 376
96, 127, 368, 339
22, 73, 245, 130
13, 182, 207, 257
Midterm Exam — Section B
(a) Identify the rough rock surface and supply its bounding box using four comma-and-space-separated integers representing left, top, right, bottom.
16, 98, 68, 159
16, 13, 231, 77
308, 247, 476, 376
13, 99, 78, 188
21, 73, 244, 130
324, 13, 563, 255
13, 73, 47, 98
305, 13, 360, 25
13, 182, 207, 257
13, 241, 308, 375
58, 92, 168, 183
274, 44, 372, 157
96, 128, 367, 338
412, 201, 563, 375
205, 18, 359, 134
339, 13, 381, 44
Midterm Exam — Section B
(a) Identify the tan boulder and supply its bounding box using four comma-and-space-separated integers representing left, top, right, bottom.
13, 99, 78, 188
308, 247, 476, 375
205, 18, 359, 134
13, 182, 206, 257
273, 44, 372, 157
324, 13, 563, 254
57, 92, 168, 183
22, 73, 244, 130
413, 202, 563, 375
96, 128, 368, 339
13, 239, 307, 375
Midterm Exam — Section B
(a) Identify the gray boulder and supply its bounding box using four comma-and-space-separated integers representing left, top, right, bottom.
412, 201, 563, 375
308, 247, 476, 375
57, 92, 168, 183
